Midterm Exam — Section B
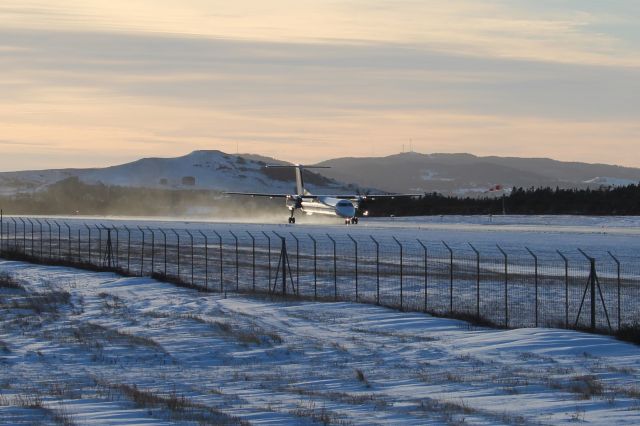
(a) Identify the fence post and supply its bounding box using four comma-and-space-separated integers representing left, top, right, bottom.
289, 232, 299, 294
186, 230, 194, 285
272, 231, 284, 293
308, 234, 317, 299
84, 223, 92, 263
35, 219, 43, 258
393, 237, 403, 310
137, 226, 145, 276
262, 231, 271, 286
213, 230, 223, 294
576, 249, 597, 331
0, 210, 2, 252
171, 229, 180, 278
95, 224, 102, 264
469, 243, 480, 320
19, 218, 26, 253
348, 235, 358, 301
230, 231, 239, 291
77, 228, 81, 263
442, 241, 453, 314
123, 225, 131, 274
526, 247, 539, 327
44, 220, 52, 258
65, 223, 71, 260
35, 219, 42, 257
497, 244, 508, 328
112, 226, 119, 268
417, 239, 428, 312
608, 251, 621, 331
327, 234, 337, 301
576, 249, 612, 333
1, 218, 5, 252
557, 250, 569, 329
199, 231, 208, 290
247, 231, 255, 291
158, 229, 167, 276
54, 221, 62, 258
10, 218, 17, 251
18, 218, 24, 253
147, 227, 155, 275
27, 218, 34, 256
370, 236, 380, 305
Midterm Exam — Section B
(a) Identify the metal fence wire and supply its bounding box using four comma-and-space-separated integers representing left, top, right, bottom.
1, 216, 639, 334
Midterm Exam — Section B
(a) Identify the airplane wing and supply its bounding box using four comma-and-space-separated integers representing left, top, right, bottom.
318, 194, 421, 200
225, 192, 421, 200
224, 192, 291, 198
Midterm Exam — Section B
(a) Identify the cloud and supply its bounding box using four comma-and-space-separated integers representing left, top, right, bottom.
3, 0, 639, 66
0, 2, 639, 169
1, 28, 638, 121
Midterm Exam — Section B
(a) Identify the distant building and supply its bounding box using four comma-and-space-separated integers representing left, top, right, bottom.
181, 176, 196, 186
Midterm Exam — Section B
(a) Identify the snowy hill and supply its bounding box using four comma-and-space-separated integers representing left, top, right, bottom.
2, 150, 640, 197
316, 152, 640, 195
0, 150, 355, 195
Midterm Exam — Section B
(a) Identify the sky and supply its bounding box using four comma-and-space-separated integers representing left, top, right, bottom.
1, 0, 639, 171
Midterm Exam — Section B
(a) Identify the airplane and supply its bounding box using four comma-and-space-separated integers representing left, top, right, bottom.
225, 164, 419, 224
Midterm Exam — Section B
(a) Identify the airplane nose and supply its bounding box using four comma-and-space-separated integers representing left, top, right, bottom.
336, 202, 356, 218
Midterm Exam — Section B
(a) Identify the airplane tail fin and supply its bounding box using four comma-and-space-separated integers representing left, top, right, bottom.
265, 164, 330, 196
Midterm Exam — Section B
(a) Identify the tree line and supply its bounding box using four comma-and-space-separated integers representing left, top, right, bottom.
2, 177, 640, 217
361, 184, 640, 216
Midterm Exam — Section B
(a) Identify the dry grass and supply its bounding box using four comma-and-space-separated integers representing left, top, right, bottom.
281, 386, 388, 409
96, 380, 248, 425
5, 290, 71, 314
98, 292, 126, 311
71, 322, 166, 353
548, 374, 605, 400
142, 310, 283, 346
419, 397, 528, 426
0, 393, 44, 409
355, 369, 371, 388
212, 320, 283, 346
0, 272, 24, 290
569, 375, 604, 400
616, 322, 640, 346
290, 400, 353, 425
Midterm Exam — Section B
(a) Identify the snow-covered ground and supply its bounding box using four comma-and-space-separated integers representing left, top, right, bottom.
1, 261, 640, 425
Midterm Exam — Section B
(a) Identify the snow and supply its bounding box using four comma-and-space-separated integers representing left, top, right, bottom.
583, 177, 637, 187
420, 170, 453, 182
1, 261, 640, 425
0, 151, 349, 195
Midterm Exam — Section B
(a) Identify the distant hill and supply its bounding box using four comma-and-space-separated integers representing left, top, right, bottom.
0, 150, 357, 196
2, 150, 639, 198
315, 152, 640, 194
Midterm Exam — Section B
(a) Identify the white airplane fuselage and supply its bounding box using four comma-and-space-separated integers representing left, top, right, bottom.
286, 196, 357, 218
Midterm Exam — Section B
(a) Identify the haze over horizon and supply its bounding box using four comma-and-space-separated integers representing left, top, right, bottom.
2, 1, 639, 171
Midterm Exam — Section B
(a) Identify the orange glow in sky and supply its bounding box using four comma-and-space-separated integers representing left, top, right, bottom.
1, 1, 639, 170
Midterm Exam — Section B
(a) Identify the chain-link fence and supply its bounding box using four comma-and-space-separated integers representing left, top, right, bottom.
1, 216, 638, 334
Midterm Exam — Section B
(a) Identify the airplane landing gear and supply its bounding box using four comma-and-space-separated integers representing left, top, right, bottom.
288, 209, 296, 224
345, 217, 359, 225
